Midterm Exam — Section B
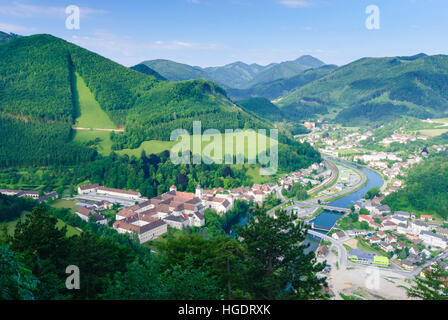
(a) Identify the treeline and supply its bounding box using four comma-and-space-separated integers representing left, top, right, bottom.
383, 153, 448, 218
0, 194, 36, 223
0, 151, 255, 198
1, 197, 328, 300
0, 115, 97, 168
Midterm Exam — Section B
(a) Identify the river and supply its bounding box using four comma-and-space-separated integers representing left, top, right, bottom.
305, 162, 383, 252
229, 160, 384, 252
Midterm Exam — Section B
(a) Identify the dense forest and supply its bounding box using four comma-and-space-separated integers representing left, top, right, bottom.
0, 197, 328, 300
0, 34, 323, 170
383, 153, 448, 218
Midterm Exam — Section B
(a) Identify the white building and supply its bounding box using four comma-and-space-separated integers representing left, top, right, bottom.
419, 231, 448, 249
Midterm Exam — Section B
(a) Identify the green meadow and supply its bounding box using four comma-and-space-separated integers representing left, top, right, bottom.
73, 130, 114, 155
73, 72, 117, 129
2, 211, 81, 237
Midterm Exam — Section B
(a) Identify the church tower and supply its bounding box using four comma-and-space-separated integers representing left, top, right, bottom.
195, 183, 203, 199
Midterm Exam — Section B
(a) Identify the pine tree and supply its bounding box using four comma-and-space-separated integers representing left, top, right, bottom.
237, 207, 328, 300
407, 262, 448, 300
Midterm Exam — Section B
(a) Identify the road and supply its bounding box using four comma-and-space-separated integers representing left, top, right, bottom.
306, 159, 338, 195
72, 126, 125, 132
308, 230, 347, 267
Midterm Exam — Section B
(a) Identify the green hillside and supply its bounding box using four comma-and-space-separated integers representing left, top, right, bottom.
130, 63, 166, 80
228, 65, 337, 100
0, 34, 272, 165
277, 54, 448, 123
141, 59, 208, 81
383, 153, 448, 219
236, 97, 284, 121
73, 72, 118, 129
0, 31, 21, 45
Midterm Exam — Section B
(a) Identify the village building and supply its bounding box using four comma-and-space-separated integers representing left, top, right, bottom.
75, 206, 107, 225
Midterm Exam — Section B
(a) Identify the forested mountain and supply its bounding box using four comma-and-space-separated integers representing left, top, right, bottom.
0, 31, 21, 45
236, 97, 284, 122
0, 33, 321, 171
276, 53, 448, 123
228, 65, 337, 100
130, 64, 167, 80
140, 55, 326, 89
140, 59, 208, 81
242, 55, 325, 89
0, 34, 270, 166
383, 153, 448, 218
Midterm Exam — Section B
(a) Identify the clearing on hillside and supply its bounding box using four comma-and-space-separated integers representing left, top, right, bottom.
73, 72, 118, 130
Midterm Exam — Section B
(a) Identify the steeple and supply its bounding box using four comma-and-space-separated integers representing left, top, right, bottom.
195, 183, 202, 198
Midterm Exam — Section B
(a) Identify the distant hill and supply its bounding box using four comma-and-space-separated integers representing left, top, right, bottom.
242, 55, 326, 89
236, 97, 284, 122
228, 65, 338, 100
0, 31, 21, 45
276, 53, 448, 123
141, 59, 208, 81
140, 55, 327, 89
130, 64, 166, 80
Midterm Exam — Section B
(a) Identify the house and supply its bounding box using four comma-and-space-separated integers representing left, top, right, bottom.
163, 215, 189, 230
97, 186, 141, 200
77, 184, 99, 195
377, 231, 386, 239
369, 235, 381, 245
396, 223, 409, 235
419, 231, 448, 249
379, 241, 394, 252
436, 228, 448, 237
347, 229, 369, 237
420, 215, 433, 221
75, 206, 107, 225
409, 246, 420, 256
113, 218, 167, 244
317, 245, 329, 257
410, 221, 431, 235
390, 216, 407, 225
401, 259, 415, 271
394, 211, 411, 219
381, 221, 397, 231
332, 231, 346, 240
385, 234, 397, 244
348, 249, 389, 266
396, 242, 406, 250
359, 214, 373, 224
421, 249, 431, 259
377, 205, 391, 214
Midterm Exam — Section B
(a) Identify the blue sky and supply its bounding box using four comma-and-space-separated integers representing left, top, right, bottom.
1, 0, 447, 67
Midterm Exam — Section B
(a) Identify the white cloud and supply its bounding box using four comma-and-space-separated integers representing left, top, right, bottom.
0, 1, 108, 18
0, 22, 36, 34
279, 0, 313, 8
66, 31, 222, 66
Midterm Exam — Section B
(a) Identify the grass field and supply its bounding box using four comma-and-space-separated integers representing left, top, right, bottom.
2, 211, 81, 237
418, 128, 448, 137
50, 199, 79, 213
73, 72, 117, 129
73, 130, 114, 155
